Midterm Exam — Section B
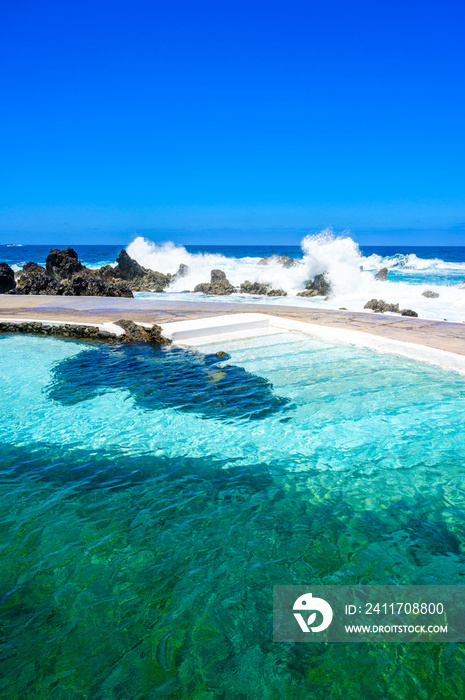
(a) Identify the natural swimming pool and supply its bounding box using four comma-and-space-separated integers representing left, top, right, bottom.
1, 332, 465, 698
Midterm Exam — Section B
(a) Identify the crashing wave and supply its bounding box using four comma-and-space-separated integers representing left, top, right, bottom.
126, 231, 465, 322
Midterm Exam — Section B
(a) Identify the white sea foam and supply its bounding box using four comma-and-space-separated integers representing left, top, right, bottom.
126, 232, 465, 322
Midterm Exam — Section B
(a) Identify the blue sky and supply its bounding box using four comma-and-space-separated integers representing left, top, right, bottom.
1, 0, 464, 244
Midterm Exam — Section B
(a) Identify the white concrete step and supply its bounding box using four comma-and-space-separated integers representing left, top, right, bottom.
160, 313, 275, 342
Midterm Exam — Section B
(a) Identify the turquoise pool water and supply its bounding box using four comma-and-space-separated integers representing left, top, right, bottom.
1, 332, 465, 698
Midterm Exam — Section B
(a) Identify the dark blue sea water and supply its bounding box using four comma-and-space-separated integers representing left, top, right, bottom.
2, 243, 465, 268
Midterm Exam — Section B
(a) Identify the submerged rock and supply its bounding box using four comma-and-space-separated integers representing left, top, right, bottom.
374, 267, 388, 281
422, 290, 439, 298
400, 309, 418, 317
114, 319, 171, 345
0, 262, 16, 293
47, 343, 293, 422
257, 254, 297, 268
297, 273, 331, 297
194, 269, 236, 295
364, 299, 400, 313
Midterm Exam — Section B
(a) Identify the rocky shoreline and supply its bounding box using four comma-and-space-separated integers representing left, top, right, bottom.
0, 246, 331, 300
0, 247, 424, 316
0, 319, 171, 345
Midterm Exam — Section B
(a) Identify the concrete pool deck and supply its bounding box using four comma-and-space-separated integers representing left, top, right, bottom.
1, 294, 465, 355
2, 295, 465, 373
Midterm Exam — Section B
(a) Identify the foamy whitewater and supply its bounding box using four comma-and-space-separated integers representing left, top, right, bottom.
126, 231, 465, 323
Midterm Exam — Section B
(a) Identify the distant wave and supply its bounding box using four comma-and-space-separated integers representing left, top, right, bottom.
127, 231, 465, 322
360, 252, 465, 273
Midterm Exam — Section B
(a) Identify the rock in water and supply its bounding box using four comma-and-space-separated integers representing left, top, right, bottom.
267, 289, 287, 296
422, 290, 439, 298
114, 320, 171, 345
400, 309, 418, 317
297, 273, 331, 297
237, 280, 287, 296
193, 283, 210, 294
46, 248, 84, 279
210, 269, 228, 285
194, 269, 235, 295
240, 280, 270, 295
374, 267, 388, 281
173, 263, 189, 279
0, 262, 16, 293
364, 299, 400, 313
257, 254, 297, 268
296, 289, 319, 297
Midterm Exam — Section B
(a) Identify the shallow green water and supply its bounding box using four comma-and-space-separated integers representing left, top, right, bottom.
1, 332, 465, 699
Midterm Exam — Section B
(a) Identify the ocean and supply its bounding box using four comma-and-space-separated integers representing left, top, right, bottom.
3, 232, 465, 322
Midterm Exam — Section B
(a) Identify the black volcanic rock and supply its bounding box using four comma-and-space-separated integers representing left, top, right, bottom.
364, 299, 400, 313
16, 262, 65, 295
240, 280, 270, 295
194, 269, 235, 295
297, 273, 331, 297
0, 262, 16, 293
400, 309, 418, 317
114, 319, 171, 344
16, 259, 133, 298
238, 280, 288, 296
374, 267, 388, 281
114, 249, 146, 279
100, 249, 171, 291
46, 248, 85, 279
258, 254, 297, 268
63, 276, 133, 297
173, 263, 189, 279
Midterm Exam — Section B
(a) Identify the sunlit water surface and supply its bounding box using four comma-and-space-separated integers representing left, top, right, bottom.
1, 332, 465, 699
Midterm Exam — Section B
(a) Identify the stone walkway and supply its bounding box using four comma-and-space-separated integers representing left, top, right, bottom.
1, 295, 464, 356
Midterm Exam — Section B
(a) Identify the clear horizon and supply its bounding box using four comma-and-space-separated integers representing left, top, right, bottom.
3, 228, 465, 248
